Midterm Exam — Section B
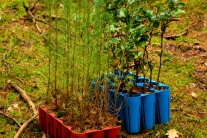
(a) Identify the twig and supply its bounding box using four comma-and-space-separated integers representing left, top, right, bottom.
42, 14, 63, 20
23, 1, 42, 34
14, 113, 38, 138
7, 80, 37, 115
169, 18, 181, 22
0, 111, 21, 127
7, 80, 38, 138
28, 9, 42, 34
164, 29, 188, 40
36, 19, 66, 34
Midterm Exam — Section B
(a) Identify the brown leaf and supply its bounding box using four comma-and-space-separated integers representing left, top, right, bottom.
156, 132, 161, 138
132, 84, 139, 92
191, 92, 197, 99
165, 129, 179, 138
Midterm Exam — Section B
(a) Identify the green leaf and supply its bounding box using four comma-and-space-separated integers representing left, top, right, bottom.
153, 21, 160, 28
148, 16, 156, 22
134, 16, 142, 23
118, 43, 125, 51
143, 10, 153, 17
137, 25, 149, 35
118, 8, 128, 18
109, 25, 121, 32
168, 0, 175, 10
114, 47, 119, 53
153, 32, 160, 36
177, 2, 185, 8
156, 3, 165, 8
117, 50, 123, 57
158, 14, 170, 20
134, 51, 144, 59
138, 51, 144, 57
130, 28, 136, 33
128, 0, 135, 5
172, 9, 185, 16
109, 38, 121, 44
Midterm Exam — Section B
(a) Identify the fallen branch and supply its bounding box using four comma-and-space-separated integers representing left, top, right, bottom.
169, 18, 181, 22
14, 113, 38, 138
7, 80, 38, 138
28, 10, 42, 34
42, 14, 64, 20
0, 111, 21, 127
7, 80, 37, 115
23, 0, 42, 34
36, 19, 66, 34
164, 29, 188, 40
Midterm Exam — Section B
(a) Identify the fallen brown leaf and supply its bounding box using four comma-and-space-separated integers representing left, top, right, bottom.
191, 92, 198, 99
156, 132, 161, 138
166, 129, 179, 138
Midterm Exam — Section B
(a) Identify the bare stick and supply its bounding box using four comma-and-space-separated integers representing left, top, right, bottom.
164, 29, 188, 40
14, 113, 38, 138
7, 80, 37, 115
0, 111, 21, 127
23, 0, 42, 34
7, 80, 38, 138
28, 9, 42, 34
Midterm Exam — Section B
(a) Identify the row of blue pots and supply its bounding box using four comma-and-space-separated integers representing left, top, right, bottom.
90, 73, 170, 133
114, 83, 170, 133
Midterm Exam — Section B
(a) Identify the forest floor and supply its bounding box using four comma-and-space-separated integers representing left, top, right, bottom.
0, 0, 207, 137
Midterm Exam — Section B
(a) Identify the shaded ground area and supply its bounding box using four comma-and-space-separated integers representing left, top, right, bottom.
166, 22, 207, 91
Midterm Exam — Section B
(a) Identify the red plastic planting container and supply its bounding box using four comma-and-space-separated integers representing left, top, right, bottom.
38, 106, 121, 138
38, 107, 47, 132
46, 112, 56, 137
54, 118, 64, 138
103, 126, 121, 138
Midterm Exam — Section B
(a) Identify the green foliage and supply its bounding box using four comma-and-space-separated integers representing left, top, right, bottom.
92, 0, 184, 91
104, 0, 185, 72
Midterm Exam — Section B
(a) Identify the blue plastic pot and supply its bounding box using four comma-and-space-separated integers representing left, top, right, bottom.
124, 94, 141, 133
140, 93, 156, 130
156, 86, 171, 124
